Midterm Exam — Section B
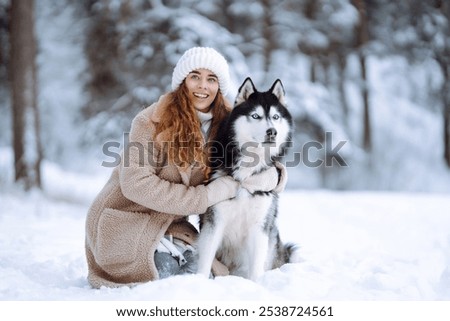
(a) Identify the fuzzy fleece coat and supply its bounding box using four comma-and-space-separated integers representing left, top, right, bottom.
85, 94, 225, 288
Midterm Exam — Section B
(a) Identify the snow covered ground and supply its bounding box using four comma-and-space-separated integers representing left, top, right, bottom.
1, 163, 449, 301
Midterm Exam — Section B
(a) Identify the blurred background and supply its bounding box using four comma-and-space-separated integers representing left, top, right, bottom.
1, 0, 450, 193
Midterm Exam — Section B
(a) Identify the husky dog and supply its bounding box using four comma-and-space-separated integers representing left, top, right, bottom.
196, 77, 297, 281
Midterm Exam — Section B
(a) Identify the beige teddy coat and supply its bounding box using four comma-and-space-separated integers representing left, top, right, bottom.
85, 95, 223, 288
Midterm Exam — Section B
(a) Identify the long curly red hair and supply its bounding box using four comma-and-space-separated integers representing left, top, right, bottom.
154, 82, 232, 176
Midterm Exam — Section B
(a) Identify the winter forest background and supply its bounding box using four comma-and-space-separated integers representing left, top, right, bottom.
1, 0, 450, 192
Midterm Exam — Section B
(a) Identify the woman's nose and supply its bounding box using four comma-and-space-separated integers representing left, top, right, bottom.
198, 78, 207, 89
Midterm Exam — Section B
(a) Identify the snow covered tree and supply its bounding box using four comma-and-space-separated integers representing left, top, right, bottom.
366, 0, 450, 167
9, 0, 43, 189
80, 0, 245, 143
408, 0, 450, 167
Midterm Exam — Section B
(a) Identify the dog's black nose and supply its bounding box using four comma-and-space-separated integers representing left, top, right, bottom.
266, 128, 277, 137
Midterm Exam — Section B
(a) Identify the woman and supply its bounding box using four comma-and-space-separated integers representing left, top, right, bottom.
85, 47, 287, 288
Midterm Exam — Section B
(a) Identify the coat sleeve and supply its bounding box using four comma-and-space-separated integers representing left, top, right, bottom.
118, 111, 209, 216
272, 161, 288, 194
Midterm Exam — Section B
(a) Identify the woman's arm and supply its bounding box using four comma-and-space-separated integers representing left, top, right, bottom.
118, 111, 238, 216
118, 112, 209, 216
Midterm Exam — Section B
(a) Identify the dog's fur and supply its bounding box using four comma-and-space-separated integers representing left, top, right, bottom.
196, 77, 297, 281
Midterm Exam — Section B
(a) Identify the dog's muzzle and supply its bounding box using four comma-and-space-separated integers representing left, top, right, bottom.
264, 127, 277, 143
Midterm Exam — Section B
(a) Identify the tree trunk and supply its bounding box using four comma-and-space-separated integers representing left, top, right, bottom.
9, 0, 42, 189
336, 53, 349, 127
438, 58, 450, 167
445, 101, 450, 167
261, 0, 274, 79
353, 0, 372, 151
359, 53, 371, 151
439, 1, 450, 167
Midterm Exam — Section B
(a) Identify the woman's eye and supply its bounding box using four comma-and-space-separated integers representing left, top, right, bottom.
273, 114, 280, 120
251, 113, 260, 119
190, 75, 199, 80
208, 78, 217, 83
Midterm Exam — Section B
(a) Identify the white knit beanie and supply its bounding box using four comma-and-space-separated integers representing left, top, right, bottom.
171, 47, 230, 96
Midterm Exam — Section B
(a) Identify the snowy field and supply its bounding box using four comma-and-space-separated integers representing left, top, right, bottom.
1, 164, 449, 301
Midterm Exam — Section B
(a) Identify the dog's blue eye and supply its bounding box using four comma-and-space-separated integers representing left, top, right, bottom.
273, 114, 280, 120
251, 113, 260, 119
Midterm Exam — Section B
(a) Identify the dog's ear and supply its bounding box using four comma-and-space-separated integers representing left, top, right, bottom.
235, 77, 256, 105
270, 79, 286, 105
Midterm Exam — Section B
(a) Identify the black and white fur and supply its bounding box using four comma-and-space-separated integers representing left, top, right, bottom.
197, 77, 297, 281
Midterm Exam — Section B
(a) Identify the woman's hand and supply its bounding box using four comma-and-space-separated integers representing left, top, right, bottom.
206, 176, 240, 207
242, 162, 288, 194
240, 167, 279, 194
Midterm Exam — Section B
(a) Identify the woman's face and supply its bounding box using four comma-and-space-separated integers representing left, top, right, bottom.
184, 68, 219, 112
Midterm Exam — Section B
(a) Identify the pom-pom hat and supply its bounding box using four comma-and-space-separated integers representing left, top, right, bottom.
171, 47, 230, 96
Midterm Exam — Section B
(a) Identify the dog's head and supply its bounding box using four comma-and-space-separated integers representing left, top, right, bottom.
230, 77, 293, 160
